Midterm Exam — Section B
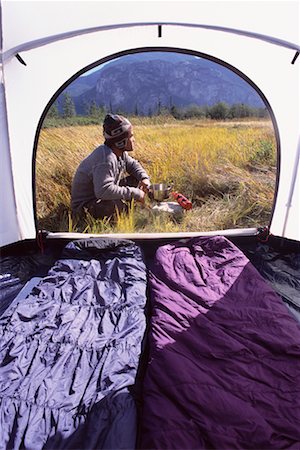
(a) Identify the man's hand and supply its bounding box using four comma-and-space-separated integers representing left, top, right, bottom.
139, 178, 151, 192
136, 190, 145, 204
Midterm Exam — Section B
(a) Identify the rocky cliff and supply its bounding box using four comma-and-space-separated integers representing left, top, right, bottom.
68, 52, 264, 115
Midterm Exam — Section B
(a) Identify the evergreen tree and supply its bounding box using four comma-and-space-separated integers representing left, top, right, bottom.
157, 98, 162, 115
100, 105, 107, 118
62, 92, 76, 118
89, 101, 99, 117
47, 102, 60, 118
257, 107, 269, 118
184, 104, 206, 119
170, 105, 180, 119
83, 100, 91, 116
208, 102, 229, 120
134, 103, 139, 116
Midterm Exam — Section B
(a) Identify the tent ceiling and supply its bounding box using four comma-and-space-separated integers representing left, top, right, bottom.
2, 1, 299, 50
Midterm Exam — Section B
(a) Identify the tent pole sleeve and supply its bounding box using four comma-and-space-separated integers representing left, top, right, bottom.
2, 22, 300, 62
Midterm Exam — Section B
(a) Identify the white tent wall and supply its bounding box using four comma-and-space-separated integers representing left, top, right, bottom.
0, 0, 299, 247
0, 69, 20, 244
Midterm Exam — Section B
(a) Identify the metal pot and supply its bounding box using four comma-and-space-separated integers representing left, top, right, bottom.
149, 183, 172, 202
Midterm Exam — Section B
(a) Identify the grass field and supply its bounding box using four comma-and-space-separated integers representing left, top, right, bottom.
36, 116, 277, 234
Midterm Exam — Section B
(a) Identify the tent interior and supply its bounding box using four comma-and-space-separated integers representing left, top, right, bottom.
1, 1, 300, 449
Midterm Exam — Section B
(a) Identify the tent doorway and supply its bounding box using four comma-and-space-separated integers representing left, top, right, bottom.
35, 49, 278, 236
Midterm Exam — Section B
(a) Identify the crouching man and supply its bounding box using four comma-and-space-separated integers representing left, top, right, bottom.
71, 113, 151, 219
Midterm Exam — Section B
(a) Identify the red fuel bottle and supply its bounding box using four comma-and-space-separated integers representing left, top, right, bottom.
171, 192, 193, 210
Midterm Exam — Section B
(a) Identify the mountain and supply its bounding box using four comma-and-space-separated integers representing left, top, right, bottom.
64, 52, 264, 115
65, 71, 100, 97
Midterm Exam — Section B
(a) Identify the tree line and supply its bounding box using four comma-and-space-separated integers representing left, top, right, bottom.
44, 92, 269, 127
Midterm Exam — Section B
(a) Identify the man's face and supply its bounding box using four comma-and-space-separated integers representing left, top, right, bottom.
125, 132, 135, 152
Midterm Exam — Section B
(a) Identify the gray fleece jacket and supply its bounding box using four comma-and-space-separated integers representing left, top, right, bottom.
71, 144, 150, 211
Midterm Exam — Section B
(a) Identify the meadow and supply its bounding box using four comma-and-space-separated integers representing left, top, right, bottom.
36, 116, 277, 234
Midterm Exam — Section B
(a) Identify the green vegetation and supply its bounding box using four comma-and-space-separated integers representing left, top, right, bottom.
42, 99, 269, 129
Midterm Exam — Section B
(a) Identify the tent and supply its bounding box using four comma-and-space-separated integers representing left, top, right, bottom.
0, 1, 300, 449
0, 0, 299, 247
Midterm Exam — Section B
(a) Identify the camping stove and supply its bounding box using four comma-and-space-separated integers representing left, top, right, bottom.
148, 183, 192, 210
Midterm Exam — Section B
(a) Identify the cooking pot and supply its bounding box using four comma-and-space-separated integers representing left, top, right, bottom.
149, 183, 172, 202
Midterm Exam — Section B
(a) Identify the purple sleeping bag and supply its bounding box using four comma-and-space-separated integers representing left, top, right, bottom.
0, 239, 147, 450
140, 236, 300, 449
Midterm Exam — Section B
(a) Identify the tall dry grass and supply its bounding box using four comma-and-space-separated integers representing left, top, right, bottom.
36, 117, 276, 233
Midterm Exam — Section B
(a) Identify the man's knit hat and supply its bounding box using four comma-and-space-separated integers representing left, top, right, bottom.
103, 114, 132, 149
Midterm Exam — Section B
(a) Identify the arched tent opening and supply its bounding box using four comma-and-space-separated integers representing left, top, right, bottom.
35, 47, 280, 238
